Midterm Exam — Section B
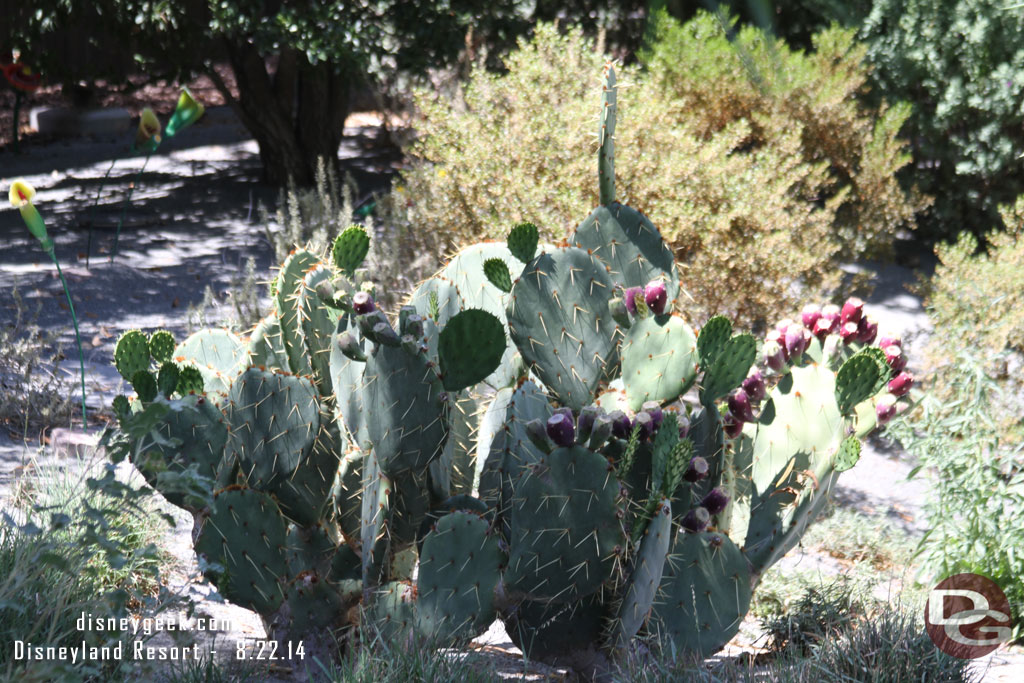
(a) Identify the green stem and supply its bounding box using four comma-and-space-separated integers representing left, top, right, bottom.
109, 151, 152, 262
86, 157, 120, 269
51, 254, 89, 430
12, 91, 21, 154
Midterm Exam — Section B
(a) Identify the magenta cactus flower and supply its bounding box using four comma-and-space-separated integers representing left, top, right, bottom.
840, 321, 860, 344
623, 286, 642, 316
820, 304, 841, 326
644, 279, 668, 315
883, 345, 907, 373
876, 396, 897, 425
801, 303, 822, 329
840, 297, 864, 325
857, 316, 878, 344
878, 333, 902, 349
888, 371, 913, 397
812, 317, 832, 340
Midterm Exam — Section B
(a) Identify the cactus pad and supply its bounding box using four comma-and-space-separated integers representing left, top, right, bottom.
700, 334, 756, 404
697, 316, 732, 369
148, 329, 176, 364
332, 225, 370, 277
115, 330, 150, 381
483, 257, 513, 293
507, 222, 539, 264
621, 313, 698, 411
438, 309, 505, 391
614, 497, 671, 647
173, 329, 247, 401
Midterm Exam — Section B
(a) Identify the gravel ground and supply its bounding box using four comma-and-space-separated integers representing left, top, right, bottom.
1, 109, 1020, 681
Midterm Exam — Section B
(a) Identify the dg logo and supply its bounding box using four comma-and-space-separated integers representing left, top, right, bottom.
925, 573, 1013, 659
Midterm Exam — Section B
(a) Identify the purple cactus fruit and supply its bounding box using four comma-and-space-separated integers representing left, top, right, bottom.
784, 325, 808, 359
678, 414, 691, 439
577, 405, 600, 443
875, 396, 897, 425
888, 371, 913, 397
644, 280, 668, 315
641, 401, 664, 428
883, 345, 907, 373
553, 406, 575, 426
764, 340, 786, 372
878, 333, 902, 349
723, 413, 744, 439
775, 318, 796, 334
609, 410, 632, 439
820, 304, 841, 326
681, 507, 711, 534
634, 411, 655, 440
801, 304, 822, 330
683, 456, 709, 482
352, 291, 376, 314
546, 413, 575, 448
728, 389, 756, 422
623, 287, 642, 316
741, 369, 767, 403
839, 321, 860, 344
812, 317, 833, 341
840, 297, 864, 326
857, 316, 878, 344
701, 487, 730, 515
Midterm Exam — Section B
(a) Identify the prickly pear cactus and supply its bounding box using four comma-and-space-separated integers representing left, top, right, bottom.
108, 63, 914, 672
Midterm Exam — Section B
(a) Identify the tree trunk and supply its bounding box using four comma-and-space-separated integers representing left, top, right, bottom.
213, 40, 354, 186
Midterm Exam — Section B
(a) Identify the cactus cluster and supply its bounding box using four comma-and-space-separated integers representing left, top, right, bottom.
111, 64, 913, 671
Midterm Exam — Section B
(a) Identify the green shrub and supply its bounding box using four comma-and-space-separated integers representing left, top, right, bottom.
400, 15, 921, 328
860, 0, 1024, 239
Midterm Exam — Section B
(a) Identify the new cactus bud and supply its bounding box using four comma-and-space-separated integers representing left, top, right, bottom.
728, 389, 756, 422
634, 411, 655, 440
609, 410, 632, 439
588, 415, 614, 450
644, 279, 668, 316
577, 405, 601, 444
840, 321, 860, 344
813, 317, 833, 340
315, 280, 335, 305
372, 321, 401, 347
403, 314, 425, 339
683, 455, 709, 482
546, 413, 576, 448
840, 297, 864, 325
623, 287, 642, 316
763, 340, 785, 371
609, 296, 631, 327
883, 345, 907, 373
801, 303, 822, 329
888, 371, 913, 397
878, 333, 902, 349
357, 309, 388, 338
336, 332, 367, 362
875, 395, 897, 425
723, 413, 744, 439
641, 401, 664, 428
701, 488, 730, 515
352, 291, 375, 314
741, 369, 766, 403
525, 418, 553, 454
681, 507, 711, 534
857, 316, 878, 344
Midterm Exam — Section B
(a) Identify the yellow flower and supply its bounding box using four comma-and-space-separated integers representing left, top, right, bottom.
165, 88, 205, 137
8, 178, 52, 253
134, 107, 162, 152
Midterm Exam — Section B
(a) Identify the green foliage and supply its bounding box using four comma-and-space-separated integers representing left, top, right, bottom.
401, 16, 921, 328
860, 0, 1024, 239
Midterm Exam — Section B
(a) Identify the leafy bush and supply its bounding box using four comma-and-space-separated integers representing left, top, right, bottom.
860, 0, 1024, 239
400, 15, 921, 328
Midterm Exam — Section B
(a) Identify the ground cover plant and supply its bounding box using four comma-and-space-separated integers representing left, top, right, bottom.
398, 14, 922, 328
105, 64, 917, 676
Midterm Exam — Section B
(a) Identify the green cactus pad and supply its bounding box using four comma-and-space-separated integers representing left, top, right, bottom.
651, 530, 752, 657
156, 362, 179, 398
112, 394, 130, 418
275, 249, 319, 377
332, 225, 370, 277
483, 257, 513, 293
700, 334, 756, 405
115, 330, 151, 381
407, 275, 461, 327
361, 452, 392, 591
571, 203, 679, 303
505, 445, 625, 603
131, 370, 158, 402
614, 497, 671, 647
697, 316, 732, 369
503, 596, 608, 665
621, 313, 699, 411
387, 470, 434, 551
363, 340, 448, 477
834, 435, 861, 472
286, 571, 347, 632
329, 315, 368, 450
173, 328, 247, 401
415, 494, 491, 555
194, 487, 288, 615
367, 581, 418, 644
598, 63, 617, 205
332, 450, 364, 543
434, 391, 479, 499
175, 364, 205, 395
285, 523, 337, 577
148, 330, 176, 364
507, 246, 620, 410
438, 309, 505, 391
507, 222, 539, 264
417, 510, 502, 642
299, 265, 342, 396
835, 352, 883, 415
248, 311, 288, 371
